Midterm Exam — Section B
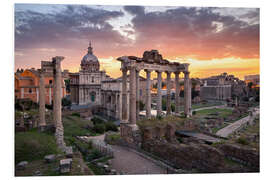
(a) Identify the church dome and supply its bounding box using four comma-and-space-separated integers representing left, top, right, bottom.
82, 53, 98, 62
80, 41, 100, 72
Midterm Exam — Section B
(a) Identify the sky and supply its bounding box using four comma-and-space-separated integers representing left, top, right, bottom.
14, 4, 260, 80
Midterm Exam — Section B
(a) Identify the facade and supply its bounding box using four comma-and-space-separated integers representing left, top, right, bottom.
200, 72, 246, 100
15, 65, 68, 105
70, 43, 149, 121
69, 42, 106, 106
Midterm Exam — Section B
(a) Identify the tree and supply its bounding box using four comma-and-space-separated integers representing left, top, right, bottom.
64, 79, 70, 93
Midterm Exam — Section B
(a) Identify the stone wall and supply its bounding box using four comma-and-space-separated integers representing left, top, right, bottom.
142, 140, 225, 172
218, 143, 259, 169
140, 123, 226, 172
120, 123, 142, 149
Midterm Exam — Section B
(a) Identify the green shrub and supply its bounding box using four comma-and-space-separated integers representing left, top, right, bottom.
237, 137, 249, 145
91, 117, 104, 125
93, 124, 105, 134
105, 121, 118, 132
71, 112, 80, 117
86, 149, 102, 161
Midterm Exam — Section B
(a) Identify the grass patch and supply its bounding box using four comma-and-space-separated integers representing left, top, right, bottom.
62, 115, 91, 138
137, 115, 186, 129
195, 108, 233, 118
15, 129, 61, 164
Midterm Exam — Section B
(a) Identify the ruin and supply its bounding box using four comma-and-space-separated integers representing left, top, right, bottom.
38, 56, 67, 151
117, 50, 192, 135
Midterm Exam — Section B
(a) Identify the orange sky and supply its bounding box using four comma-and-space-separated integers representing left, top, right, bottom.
15, 4, 260, 80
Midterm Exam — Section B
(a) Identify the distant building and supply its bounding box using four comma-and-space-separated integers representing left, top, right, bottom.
244, 74, 260, 88
15, 66, 69, 104
200, 72, 246, 100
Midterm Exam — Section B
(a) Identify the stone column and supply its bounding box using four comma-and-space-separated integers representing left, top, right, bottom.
53, 56, 66, 151
136, 69, 140, 121
175, 72, 180, 114
166, 71, 172, 115
156, 71, 162, 117
184, 71, 192, 117
49, 87, 52, 105
145, 70, 152, 119
129, 67, 136, 126
36, 88, 39, 103
121, 68, 128, 123
21, 88, 24, 98
39, 71, 46, 130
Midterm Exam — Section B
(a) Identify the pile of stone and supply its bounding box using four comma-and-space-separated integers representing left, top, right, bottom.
44, 154, 56, 163
16, 161, 28, 170
96, 160, 117, 175
60, 158, 73, 174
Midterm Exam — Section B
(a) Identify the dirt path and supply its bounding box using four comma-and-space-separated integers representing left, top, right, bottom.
80, 134, 166, 174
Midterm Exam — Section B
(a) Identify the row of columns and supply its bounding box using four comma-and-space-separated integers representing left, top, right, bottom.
121, 67, 192, 127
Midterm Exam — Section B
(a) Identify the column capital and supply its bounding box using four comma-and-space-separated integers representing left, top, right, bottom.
184, 71, 190, 75
174, 71, 180, 75
155, 70, 162, 74
144, 69, 152, 73
165, 71, 172, 75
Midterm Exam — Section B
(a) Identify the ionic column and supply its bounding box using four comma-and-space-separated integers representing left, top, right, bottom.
121, 68, 128, 123
175, 72, 180, 114
53, 56, 66, 150
166, 71, 172, 115
156, 71, 162, 117
184, 71, 192, 117
136, 69, 140, 121
129, 67, 136, 125
145, 70, 152, 119
39, 71, 46, 129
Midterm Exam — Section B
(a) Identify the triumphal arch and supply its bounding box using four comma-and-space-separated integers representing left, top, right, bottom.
117, 50, 192, 134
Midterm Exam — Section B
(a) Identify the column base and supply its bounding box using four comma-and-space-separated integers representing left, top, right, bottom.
38, 125, 46, 132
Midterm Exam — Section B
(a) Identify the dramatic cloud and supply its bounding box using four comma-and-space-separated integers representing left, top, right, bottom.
15, 5, 130, 57
124, 6, 259, 60
14, 4, 259, 79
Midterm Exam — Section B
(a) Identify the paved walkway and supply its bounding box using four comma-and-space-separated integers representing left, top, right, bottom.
216, 107, 259, 138
111, 145, 166, 174
140, 104, 228, 116
79, 134, 167, 174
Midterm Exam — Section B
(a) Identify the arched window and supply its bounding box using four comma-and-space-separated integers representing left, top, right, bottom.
92, 76, 94, 83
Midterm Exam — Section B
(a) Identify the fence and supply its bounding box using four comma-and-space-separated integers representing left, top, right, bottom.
92, 139, 114, 157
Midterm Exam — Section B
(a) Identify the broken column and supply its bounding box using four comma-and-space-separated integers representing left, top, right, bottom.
175, 71, 180, 114
166, 71, 171, 115
156, 71, 162, 117
53, 56, 66, 151
39, 70, 46, 131
145, 70, 152, 119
